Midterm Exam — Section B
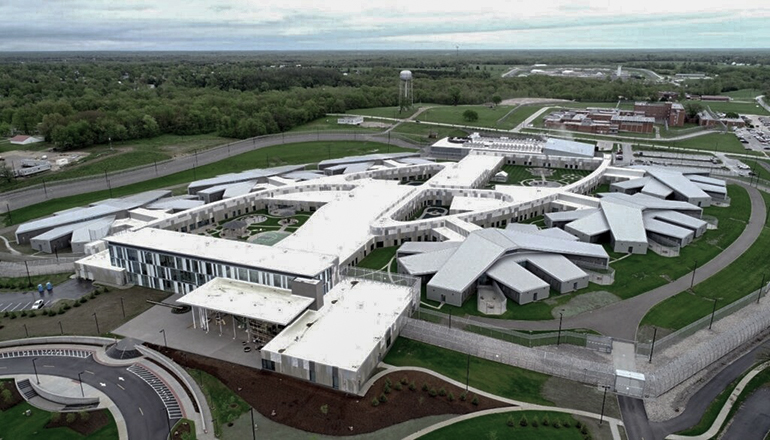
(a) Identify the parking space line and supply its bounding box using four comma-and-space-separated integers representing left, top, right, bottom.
21, 302, 31, 310
9, 303, 22, 311
0, 304, 9, 312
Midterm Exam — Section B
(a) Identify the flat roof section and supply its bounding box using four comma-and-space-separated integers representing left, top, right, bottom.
686, 174, 725, 187
600, 200, 647, 244
611, 177, 650, 190
176, 278, 313, 326
543, 138, 595, 158
106, 228, 337, 278
397, 241, 462, 255
564, 210, 610, 237
428, 230, 508, 293
645, 168, 710, 200
487, 256, 550, 293
262, 278, 414, 372
187, 165, 305, 193
427, 154, 503, 188
650, 210, 707, 232
318, 152, 419, 168
17, 204, 122, 235
398, 247, 458, 276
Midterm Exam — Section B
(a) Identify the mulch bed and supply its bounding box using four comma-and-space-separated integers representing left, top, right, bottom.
0, 379, 23, 410
171, 419, 193, 440
46, 409, 110, 436
159, 347, 510, 436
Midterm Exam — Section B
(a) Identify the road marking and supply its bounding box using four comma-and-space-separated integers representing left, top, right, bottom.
0, 366, 6, 370
117, 384, 125, 391
0, 304, 9, 312
99, 382, 106, 387
21, 302, 31, 310
9, 303, 22, 311
118, 376, 124, 381
84, 370, 94, 375
43, 365, 55, 368
138, 407, 144, 416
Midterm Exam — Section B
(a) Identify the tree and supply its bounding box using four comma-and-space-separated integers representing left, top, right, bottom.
463, 109, 479, 122
685, 102, 704, 119
449, 87, 462, 106
725, 111, 739, 118
492, 95, 502, 106
0, 165, 15, 183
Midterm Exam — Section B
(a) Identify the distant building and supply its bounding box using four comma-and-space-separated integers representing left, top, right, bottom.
657, 91, 679, 101
633, 102, 686, 127
697, 110, 745, 129
337, 115, 364, 125
544, 108, 655, 134
9, 135, 44, 145
700, 95, 731, 102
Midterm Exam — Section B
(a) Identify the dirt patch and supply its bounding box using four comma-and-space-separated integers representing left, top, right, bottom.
45, 409, 110, 436
159, 347, 510, 436
171, 419, 194, 440
0, 379, 23, 410
557, 291, 622, 318
361, 121, 392, 129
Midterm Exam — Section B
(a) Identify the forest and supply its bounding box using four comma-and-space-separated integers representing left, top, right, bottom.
1, 50, 769, 150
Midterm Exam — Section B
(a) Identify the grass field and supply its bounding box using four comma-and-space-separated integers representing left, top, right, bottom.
419, 410, 584, 440
498, 105, 545, 128
416, 106, 520, 130
640, 190, 770, 332
701, 100, 769, 116
501, 165, 592, 185
0, 400, 118, 439
384, 337, 553, 405
391, 122, 467, 144
0, 133, 236, 192
188, 368, 250, 438
357, 246, 398, 271
347, 106, 420, 119
288, 117, 383, 133
0, 286, 170, 341
723, 89, 764, 100
3, 140, 412, 226
660, 132, 752, 155
741, 159, 770, 181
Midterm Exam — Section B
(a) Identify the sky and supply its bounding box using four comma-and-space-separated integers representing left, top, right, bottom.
1, 0, 769, 51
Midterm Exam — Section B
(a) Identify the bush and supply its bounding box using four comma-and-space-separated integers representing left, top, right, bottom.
63, 304, 71, 310
9, 313, 16, 319
28, 311, 36, 318
460, 392, 467, 401
384, 383, 391, 394
471, 395, 479, 406
320, 404, 328, 415
20, 310, 27, 317
79, 411, 90, 422
581, 425, 588, 435
50, 412, 62, 423
519, 415, 528, 427
506, 415, 516, 427
89, 292, 96, 299
428, 388, 437, 397
385, 377, 392, 387
575, 421, 583, 430
422, 383, 429, 391
79, 297, 87, 304
438, 387, 447, 397
394, 382, 402, 391
379, 393, 388, 403
448, 392, 455, 402
531, 416, 539, 428
553, 420, 561, 429
542, 415, 549, 427
57, 309, 65, 315
400, 376, 409, 385
562, 419, 570, 428
73, 302, 81, 308
1, 389, 12, 403
371, 398, 379, 407
65, 413, 77, 424
408, 381, 416, 391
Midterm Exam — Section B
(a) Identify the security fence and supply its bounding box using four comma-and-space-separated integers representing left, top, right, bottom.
401, 318, 616, 389
414, 307, 613, 352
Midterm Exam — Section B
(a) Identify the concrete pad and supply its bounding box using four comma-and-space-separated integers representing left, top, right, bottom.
113, 294, 261, 369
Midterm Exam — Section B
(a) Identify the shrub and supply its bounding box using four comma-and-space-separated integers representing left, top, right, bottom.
506, 415, 516, 427
447, 392, 455, 402
394, 382, 402, 391
79, 411, 90, 422
471, 395, 479, 406
79, 297, 87, 304
583, 434, 592, 440
531, 416, 539, 428
20, 310, 27, 317
65, 413, 77, 424
438, 387, 447, 397
575, 421, 583, 430
581, 425, 589, 435
28, 311, 36, 318
3, 311, 8, 317
553, 420, 561, 429
385, 377, 392, 387
400, 376, 409, 385
320, 404, 328, 415
50, 412, 62, 423
519, 415, 528, 427
9, 313, 16, 319
89, 292, 96, 299
58, 309, 65, 315
428, 388, 437, 397
379, 393, 388, 403
73, 302, 81, 308
371, 398, 379, 407
562, 419, 570, 428
542, 415, 549, 427
460, 392, 467, 401
408, 381, 416, 391
383, 383, 391, 394
102, 287, 110, 293
1, 389, 12, 403
63, 304, 71, 310
422, 383, 429, 391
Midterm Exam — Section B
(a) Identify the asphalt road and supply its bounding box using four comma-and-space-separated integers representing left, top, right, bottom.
0, 278, 92, 312
0, 131, 422, 213
721, 388, 770, 440
618, 396, 657, 440
0, 353, 175, 440
468, 182, 766, 340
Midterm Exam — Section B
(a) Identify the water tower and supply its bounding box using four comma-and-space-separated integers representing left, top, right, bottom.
399, 70, 413, 111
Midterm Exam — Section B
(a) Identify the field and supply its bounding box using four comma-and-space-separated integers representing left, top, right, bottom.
501, 165, 592, 185
416, 105, 521, 130
0, 133, 235, 192
640, 190, 770, 331
288, 117, 383, 133
347, 106, 421, 119
723, 89, 764, 100
503, 105, 549, 128
357, 246, 398, 271
3, 140, 413, 226
384, 337, 553, 405
660, 132, 751, 155
391, 122, 468, 144
419, 410, 586, 440
701, 100, 769, 116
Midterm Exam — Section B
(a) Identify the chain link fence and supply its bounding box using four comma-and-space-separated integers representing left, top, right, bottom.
0, 257, 78, 278
401, 318, 616, 388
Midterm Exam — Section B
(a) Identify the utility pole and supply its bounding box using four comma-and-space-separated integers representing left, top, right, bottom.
690, 260, 697, 290
78, 371, 85, 397
557, 312, 563, 346
708, 298, 718, 330
160, 328, 168, 347
5, 203, 11, 224
24, 260, 32, 287
104, 170, 112, 198
759, 274, 766, 304
465, 353, 471, 391
120, 297, 126, 318
648, 327, 657, 363
599, 385, 609, 426
92, 312, 100, 335
32, 358, 40, 384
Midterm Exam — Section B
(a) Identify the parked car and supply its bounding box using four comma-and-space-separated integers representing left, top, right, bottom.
31, 299, 44, 310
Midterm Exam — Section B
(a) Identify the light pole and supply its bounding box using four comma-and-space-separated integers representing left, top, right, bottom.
708, 298, 719, 330
58, 321, 64, 335
31, 357, 40, 384
77, 371, 85, 397
251, 407, 257, 440
120, 297, 125, 318
690, 260, 698, 290
759, 274, 766, 304
599, 385, 610, 426
465, 352, 471, 391
648, 327, 658, 363
160, 328, 167, 347
24, 260, 32, 287
92, 312, 100, 335
557, 312, 563, 346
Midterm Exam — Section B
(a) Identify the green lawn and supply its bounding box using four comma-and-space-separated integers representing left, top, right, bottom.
3, 140, 413, 226
500, 165, 591, 185
391, 122, 467, 144
723, 89, 764, 100
675, 371, 745, 436
171, 418, 197, 440
347, 106, 420, 119
416, 106, 521, 130
661, 132, 753, 155
500, 105, 546, 128
357, 246, 398, 270
701, 101, 770, 116
384, 338, 552, 405
420, 410, 584, 440
742, 159, 770, 181
187, 369, 250, 438
0, 272, 72, 292
0, 400, 118, 439
640, 190, 770, 331
0, 134, 235, 192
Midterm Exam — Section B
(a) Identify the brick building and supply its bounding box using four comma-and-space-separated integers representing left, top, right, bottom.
634, 102, 685, 127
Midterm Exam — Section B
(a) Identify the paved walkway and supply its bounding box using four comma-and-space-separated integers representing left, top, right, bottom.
382, 365, 624, 440
467, 182, 766, 340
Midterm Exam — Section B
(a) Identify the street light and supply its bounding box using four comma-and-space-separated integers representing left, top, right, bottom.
557, 312, 564, 346
599, 385, 610, 426
92, 312, 100, 335
120, 297, 125, 318
77, 371, 85, 397
159, 328, 168, 347
31, 357, 40, 384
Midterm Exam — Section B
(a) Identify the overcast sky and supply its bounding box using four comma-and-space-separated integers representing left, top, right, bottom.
1, 0, 769, 51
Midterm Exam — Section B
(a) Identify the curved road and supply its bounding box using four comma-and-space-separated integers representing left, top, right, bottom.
0, 132, 423, 213
468, 182, 766, 341
0, 353, 175, 440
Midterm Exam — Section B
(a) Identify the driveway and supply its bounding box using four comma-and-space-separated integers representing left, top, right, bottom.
0, 278, 93, 313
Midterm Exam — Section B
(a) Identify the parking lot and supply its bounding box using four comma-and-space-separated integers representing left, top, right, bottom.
0, 278, 93, 313
735, 115, 770, 153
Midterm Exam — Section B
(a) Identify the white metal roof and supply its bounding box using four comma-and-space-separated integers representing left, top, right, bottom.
428, 230, 508, 292
106, 228, 337, 278
176, 278, 313, 326
600, 200, 648, 244
535, 227, 579, 241
611, 177, 650, 190
17, 204, 122, 235
543, 138, 595, 158
450, 196, 511, 213
187, 165, 305, 192
427, 154, 503, 188
545, 208, 599, 223
645, 168, 710, 201
564, 210, 610, 236
641, 179, 674, 199
686, 174, 725, 187
526, 253, 588, 283
643, 217, 695, 240
650, 210, 707, 231
261, 278, 414, 372
318, 152, 418, 168
487, 257, 550, 293
32, 216, 115, 242
693, 182, 727, 195
397, 241, 462, 255
398, 247, 458, 276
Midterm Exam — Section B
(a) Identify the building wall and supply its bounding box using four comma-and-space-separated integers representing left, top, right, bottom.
495, 280, 550, 305
611, 238, 648, 255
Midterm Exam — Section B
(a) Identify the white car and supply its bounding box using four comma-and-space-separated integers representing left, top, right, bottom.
31, 300, 44, 310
